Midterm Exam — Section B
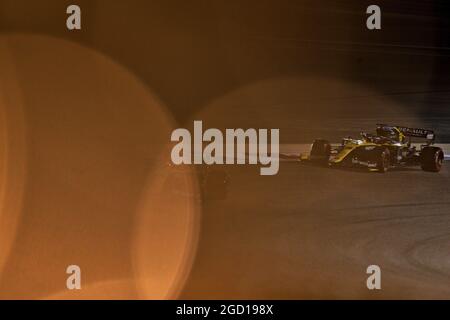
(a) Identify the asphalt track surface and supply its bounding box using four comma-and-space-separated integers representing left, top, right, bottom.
181, 161, 450, 299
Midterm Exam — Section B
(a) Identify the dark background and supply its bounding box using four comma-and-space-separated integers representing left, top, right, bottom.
1, 0, 449, 126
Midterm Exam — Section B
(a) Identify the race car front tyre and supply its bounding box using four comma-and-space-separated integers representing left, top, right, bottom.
420, 146, 444, 172
310, 139, 331, 165
376, 147, 390, 173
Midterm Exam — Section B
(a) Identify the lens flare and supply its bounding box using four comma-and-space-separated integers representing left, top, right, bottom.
0, 34, 200, 299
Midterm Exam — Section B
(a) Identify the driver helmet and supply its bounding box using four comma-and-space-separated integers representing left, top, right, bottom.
376, 126, 404, 143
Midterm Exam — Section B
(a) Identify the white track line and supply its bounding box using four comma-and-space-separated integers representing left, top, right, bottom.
279, 144, 450, 162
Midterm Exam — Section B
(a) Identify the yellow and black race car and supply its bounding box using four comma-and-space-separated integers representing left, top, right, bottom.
308, 124, 444, 173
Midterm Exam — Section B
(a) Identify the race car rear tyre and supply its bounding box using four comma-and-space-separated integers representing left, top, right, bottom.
310, 139, 331, 165
420, 146, 444, 172
376, 148, 390, 173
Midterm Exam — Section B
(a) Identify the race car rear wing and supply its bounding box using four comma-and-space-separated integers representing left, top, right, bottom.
377, 124, 436, 142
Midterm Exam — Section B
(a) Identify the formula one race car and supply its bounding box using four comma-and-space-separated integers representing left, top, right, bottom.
307, 124, 444, 173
